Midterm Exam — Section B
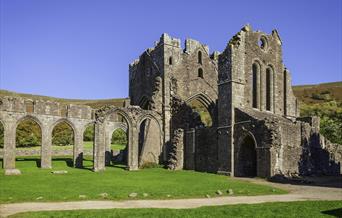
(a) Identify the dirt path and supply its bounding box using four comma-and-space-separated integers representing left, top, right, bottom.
1, 179, 341, 217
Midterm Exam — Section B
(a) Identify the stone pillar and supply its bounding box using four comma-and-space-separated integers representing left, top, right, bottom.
93, 122, 106, 172
128, 127, 139, 170
41, 125, 52, 169
3, 121, 17, 171
73, 127, 83, 168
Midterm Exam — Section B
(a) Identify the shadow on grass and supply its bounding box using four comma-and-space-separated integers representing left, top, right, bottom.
16, 157, 41, 168
321, 208, 342, 217
52, 157, 74, 167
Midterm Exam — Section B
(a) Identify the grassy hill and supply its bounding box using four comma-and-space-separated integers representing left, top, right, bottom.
293, 81, 342, 104
0, 89, 128, 109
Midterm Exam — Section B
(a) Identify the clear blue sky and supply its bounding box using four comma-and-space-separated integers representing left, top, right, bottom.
0, 0, 341, 99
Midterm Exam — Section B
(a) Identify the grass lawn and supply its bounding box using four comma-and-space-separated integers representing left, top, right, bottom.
9, 201, 342, 218
0, 158, 286, 204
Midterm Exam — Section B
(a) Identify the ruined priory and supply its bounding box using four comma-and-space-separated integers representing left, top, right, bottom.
1, 25, 341, 177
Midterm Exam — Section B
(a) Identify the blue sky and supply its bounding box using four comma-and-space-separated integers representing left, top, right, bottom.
0, 0, 341, 99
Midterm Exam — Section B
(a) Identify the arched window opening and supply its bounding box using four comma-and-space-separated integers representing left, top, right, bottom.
198, 68, 204, 79
83, 124, 94, 169
252, 63, 259, 109
236, 135, 257, 177
258, 36, 268, 50
188, 99, 212, 127
283, 70, 287, 116
198, 51, 202, 64
16, 118, 42, 167
266, 68, 272, 111
169, 56, 173, 65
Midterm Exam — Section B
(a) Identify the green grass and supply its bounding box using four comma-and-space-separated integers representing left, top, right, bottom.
10, 141, 126, 151
9, 201, 342, 218
0, 158, 286, 204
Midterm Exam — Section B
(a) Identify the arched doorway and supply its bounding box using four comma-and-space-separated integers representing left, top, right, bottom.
83, 123, 95, 169
236, 135, 257, 177
111, 128, 128, 166
16, 117, 42, 168
51, 120, 74, 167
105, 111, 130, 168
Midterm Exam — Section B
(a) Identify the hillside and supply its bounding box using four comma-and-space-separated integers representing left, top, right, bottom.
292, 81, 342, 104
0, 89, 128, 109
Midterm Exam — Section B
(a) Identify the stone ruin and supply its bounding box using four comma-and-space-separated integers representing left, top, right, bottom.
1, 25, 341, 177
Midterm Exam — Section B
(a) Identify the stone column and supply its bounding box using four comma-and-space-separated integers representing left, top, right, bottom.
73, 127, 84, 168
3, 121, 17, 172
93, 122, 106, 172
41, 125, 52, 169
128, 126, 139, 170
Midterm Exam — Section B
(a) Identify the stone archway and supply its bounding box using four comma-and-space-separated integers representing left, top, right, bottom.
236, 134, 257, 177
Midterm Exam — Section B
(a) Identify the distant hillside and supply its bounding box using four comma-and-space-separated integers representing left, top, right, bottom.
0, 90, 128, 109
293, 81, 342, 104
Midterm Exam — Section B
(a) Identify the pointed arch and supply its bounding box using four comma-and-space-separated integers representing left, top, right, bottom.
236, 132, 257, 177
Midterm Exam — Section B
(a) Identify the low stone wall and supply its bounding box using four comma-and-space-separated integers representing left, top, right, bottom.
0, 149, 94, 158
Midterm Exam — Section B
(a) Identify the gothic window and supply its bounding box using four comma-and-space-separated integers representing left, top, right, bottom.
198, 68, 203, 78
169, 56, 173, 65
266, 67, 273, 111
198, 51, 202, 64
252, 63, 259, 109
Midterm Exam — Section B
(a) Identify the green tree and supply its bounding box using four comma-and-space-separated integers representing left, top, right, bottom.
112, 128, 127, 145
16, 119, 41, 147
52, 122, 74, 146
83, 124, 94, 141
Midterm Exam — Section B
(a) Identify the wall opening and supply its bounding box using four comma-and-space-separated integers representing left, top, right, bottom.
188, 99, 212, 127
52, 121, 74, 167
258, 36, 268, 50
111, 128, 128, 166
107, 112, 129, 168
198, 51, 202, 64
169, 56, 173, 65
266, 68, 272, 111
198, 68, 204, 79
236, 135, 257, 177
83, 123, 94, 169
252, 63, 259, 109
283, 70, 287, 116
15, 118, 42, 168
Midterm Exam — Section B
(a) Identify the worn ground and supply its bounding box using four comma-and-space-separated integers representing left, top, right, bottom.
1, 177, 341, 217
